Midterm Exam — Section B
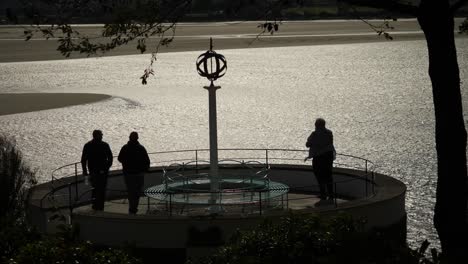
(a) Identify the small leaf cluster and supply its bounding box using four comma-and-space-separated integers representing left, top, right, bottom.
376, 19, 396, 40
258, 21, 280, 34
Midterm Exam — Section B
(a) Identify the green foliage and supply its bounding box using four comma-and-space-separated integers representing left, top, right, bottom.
0, 217, 41, 263
0, 135, 37, 219
193, 214, 439, 264
9, 238, 141, 264
0, 217, 141, 264
7, 224, 142, 264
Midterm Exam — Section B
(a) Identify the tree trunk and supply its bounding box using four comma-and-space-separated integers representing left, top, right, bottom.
418, 0, 468, 260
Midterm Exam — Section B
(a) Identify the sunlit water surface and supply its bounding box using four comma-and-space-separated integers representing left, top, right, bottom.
1, 39, 468, 248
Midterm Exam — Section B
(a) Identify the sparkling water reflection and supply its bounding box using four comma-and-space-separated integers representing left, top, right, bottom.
1, 39, 468, 248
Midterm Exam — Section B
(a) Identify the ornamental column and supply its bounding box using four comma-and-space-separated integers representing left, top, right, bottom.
196, 38, 227, 211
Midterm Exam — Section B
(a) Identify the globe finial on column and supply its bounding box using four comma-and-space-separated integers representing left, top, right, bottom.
196, 38, 227, 84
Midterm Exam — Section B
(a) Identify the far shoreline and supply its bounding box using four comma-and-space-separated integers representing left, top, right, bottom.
0, 93, 111, 116
3, 19, 462, 63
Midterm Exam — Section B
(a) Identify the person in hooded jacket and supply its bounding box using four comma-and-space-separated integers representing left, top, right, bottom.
118, 132, 150, 214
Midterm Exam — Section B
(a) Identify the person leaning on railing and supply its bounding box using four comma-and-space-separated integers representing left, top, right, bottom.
81, 130, 113, 211
118, 132, 150, 215
304, 118, 336, 202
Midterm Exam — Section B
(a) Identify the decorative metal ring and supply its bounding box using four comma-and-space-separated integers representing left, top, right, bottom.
196, 50, 227, 81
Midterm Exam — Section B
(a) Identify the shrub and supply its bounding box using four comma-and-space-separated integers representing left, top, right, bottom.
0, 134, 40, 262
194, 214, 439, 264
0, 217, 41, 263
0, 134, 37, 219
8, 224, 142, 264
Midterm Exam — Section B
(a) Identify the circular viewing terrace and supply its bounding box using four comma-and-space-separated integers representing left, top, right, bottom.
28, 149, 406, 251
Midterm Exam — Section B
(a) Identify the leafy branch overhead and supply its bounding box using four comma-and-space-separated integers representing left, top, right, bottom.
23, 0, 191, 84
23, 0, 468, 85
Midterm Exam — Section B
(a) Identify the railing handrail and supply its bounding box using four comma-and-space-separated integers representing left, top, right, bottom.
50, 148, 375, 181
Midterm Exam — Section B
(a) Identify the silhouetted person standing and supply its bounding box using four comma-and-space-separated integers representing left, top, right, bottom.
81, 130, 113, 211
118, 132, 150, 215
305, 118, 335, 201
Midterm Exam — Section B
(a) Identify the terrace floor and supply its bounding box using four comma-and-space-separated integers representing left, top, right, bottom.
73, 193, 348, 216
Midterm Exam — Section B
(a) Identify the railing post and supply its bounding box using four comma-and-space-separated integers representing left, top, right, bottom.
365, 160, 368, 174
265, 149, 269, 167
74, 163, 79, 199
281, 194, 284, 209
259, 191, 262, 215
182, 162, 186, 188
147, 197, 150, 213
165, 194, 168, 211
219, 190, 222, 206
365, 171, 369, 197
169, 193, 172, 217
195, 150, 198, 173
68, 183, 73, 225
334, 183, 338, 208
372, 171, 376, 195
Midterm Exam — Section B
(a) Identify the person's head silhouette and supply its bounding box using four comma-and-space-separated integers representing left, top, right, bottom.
129, 131, 139, 142
315, 118, 326, 129
92, 130, 103, 142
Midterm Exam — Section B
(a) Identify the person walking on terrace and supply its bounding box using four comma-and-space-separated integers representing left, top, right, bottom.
118, 132, 150, 215
81, 130, 113, 211
305, 118, 336, 201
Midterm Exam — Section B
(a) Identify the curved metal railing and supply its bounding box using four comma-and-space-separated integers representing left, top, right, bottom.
41, 148, 376, 216
50, 148, 375, 182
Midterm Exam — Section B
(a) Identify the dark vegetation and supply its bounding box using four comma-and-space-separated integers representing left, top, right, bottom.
192, 214, 442, 264
0, 135, 36, 220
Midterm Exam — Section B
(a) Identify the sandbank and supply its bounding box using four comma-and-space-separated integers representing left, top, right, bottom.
0, 93, 111, 116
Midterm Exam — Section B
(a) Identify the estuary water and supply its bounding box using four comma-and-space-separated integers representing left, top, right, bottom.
1, 39, 468, 247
